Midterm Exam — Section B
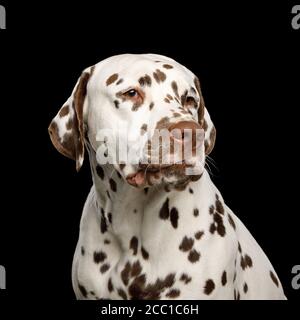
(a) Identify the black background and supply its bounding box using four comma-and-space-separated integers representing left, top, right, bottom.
0, 0, 299, 312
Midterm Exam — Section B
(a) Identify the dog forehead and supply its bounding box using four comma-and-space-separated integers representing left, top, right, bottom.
91, 54, 194, 86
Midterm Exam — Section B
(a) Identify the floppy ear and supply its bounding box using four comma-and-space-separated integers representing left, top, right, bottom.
194, 76, 216, 155
48, 66, 94, 171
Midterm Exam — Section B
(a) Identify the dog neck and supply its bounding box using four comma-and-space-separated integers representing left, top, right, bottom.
86, 144, 208, 258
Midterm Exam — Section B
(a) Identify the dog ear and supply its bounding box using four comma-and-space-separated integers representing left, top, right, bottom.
48, 66, 94, 171
194, 77, 216, 155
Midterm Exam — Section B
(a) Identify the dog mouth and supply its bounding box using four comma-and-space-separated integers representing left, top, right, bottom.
125, 162, 202, 188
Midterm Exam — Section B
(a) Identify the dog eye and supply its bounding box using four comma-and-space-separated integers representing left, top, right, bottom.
124, 89, 138, 98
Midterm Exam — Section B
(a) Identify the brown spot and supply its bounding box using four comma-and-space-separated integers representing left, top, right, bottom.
238, 242, 242, 253
96, 165, 104, 179
155, 116, 170, 130
167, 94, 173, 100
109, 178, 117, 192
78, 284, 87, 298
59, 105, 69, 117
140, 124, 148, 135
195, 231, 204, 240
141, 247, 149, 260
121, 262, 131, 285
210, 208, 226, 237
228, 213, 236, 230
132, 97, 144, 112
171, 81, 179, 98
243, 282, 248, 293
106, 73, 119, 86
100, 263, 110, 273
233, 272, 237, 284
119, 163, 125, 170
188, 249, 200, 263
116, 78, 124, 85
163, 64, 173, 69
93, 251, 107, 264
108, 278, 114, 292
128, 274, 147, 299
153, 69, 166, 83
106, 190, 111, 199
130, 236, 138, 255
173, 112, 181, 118
108, 213, 112, 224
65, 118, 73, 130
180, 273, 192, 284
189, 188, 194, 194
116, 171, 122, 179
240, 254, 253, 270
204, 279, 215, 295
81, 246, 85, 256
131, 260, 142, 277
270, 271, 279, 287
203, 119, 208, 132
193, 208, 199, 217
100, 213, 107, 234
159, 198, 170, 219
170, 207, 179, 228
114, 100, 120, 109
179, 236, 194, 252
164, 97, 170, 103
180, 90, 188, 105
139, 75, 152, 87
215, 195, 225, 214
144, 187, 149, 195
117, 288, 128, 300
166, 289, 180, 298
104, 239, 110, 245
129, 273, 175, 300
221, 271, 227, 286
209, 205, 214, 214
245, 254, 253, 268
149, 102, 154, 110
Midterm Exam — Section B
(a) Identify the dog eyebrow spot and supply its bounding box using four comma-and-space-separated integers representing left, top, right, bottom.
116, 78, 124, 85
139, 75, 152, 87
106, 73, 119, 86
153, 69, 166, 83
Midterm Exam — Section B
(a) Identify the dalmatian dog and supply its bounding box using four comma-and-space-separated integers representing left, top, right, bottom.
48, 54, 286, 300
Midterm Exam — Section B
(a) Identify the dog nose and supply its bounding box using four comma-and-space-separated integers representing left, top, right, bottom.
169, 121, 202, 150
